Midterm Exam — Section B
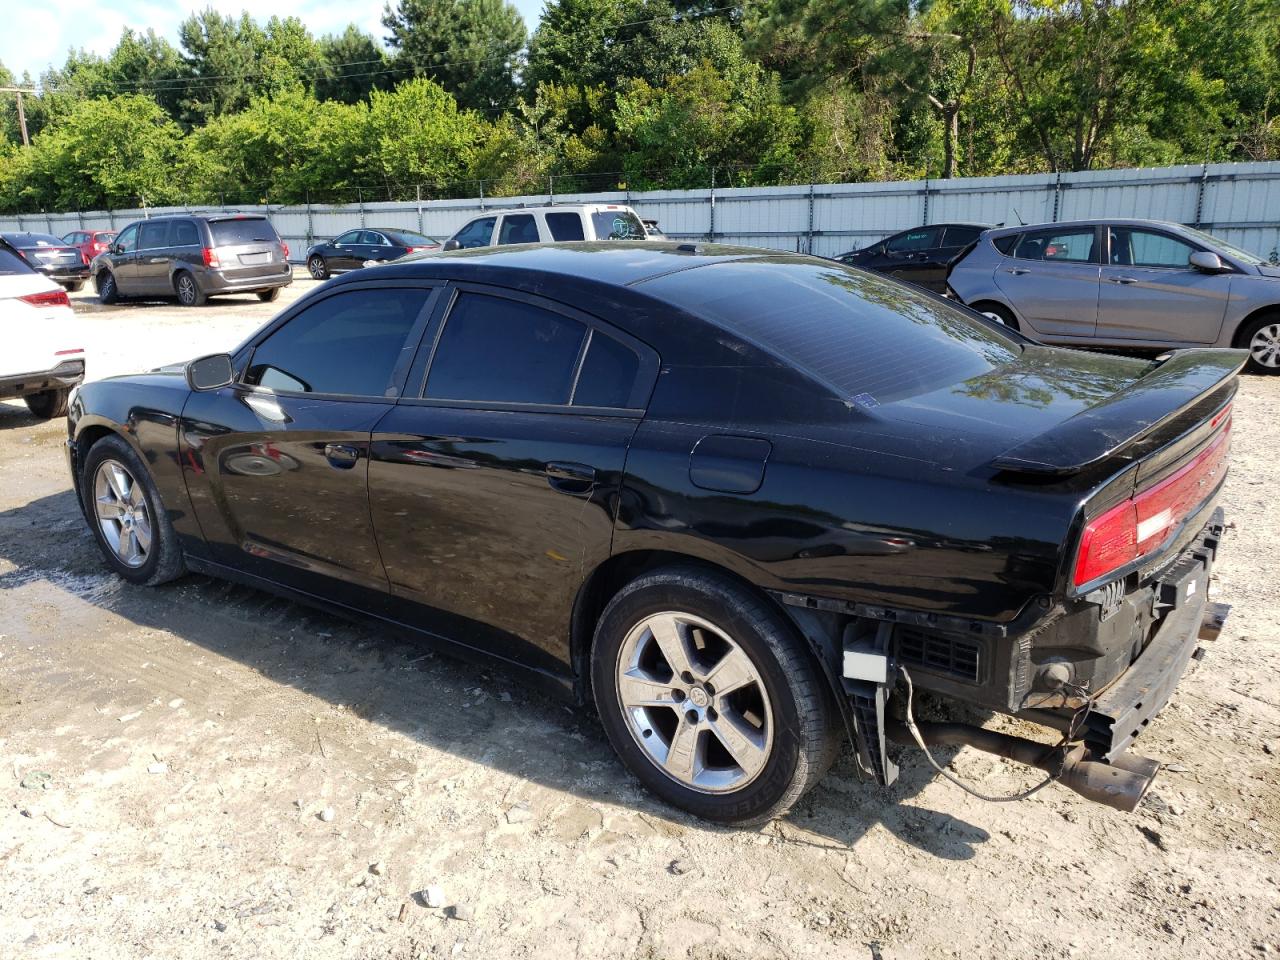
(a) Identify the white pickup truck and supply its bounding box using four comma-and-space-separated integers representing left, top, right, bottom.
442, 204, 649, 250
0, 239, 85, 418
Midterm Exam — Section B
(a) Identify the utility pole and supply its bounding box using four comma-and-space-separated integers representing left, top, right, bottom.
0, 87, 34, 147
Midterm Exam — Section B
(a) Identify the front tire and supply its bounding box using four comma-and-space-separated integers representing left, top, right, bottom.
24, 389, 69, 419
307, 255, 328, 280
175, 271, 206, 307
1239, 313, 1280, 374
96, 271, 119, 304
591, 566, 842, 825
80, 434, 186, 586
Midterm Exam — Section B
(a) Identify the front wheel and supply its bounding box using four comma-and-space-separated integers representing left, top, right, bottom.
96, 271, 119, 304
307, 255, 328, 280
24, 388, 69, 419
1239, 313, 1280, 374
257, 288, 281, 303
591, 567, 842, 825
80, 434, 186, 586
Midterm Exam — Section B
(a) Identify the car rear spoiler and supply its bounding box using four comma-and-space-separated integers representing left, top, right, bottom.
991, 348, 1246, 476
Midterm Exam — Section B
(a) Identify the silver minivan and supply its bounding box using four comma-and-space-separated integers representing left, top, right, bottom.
93, 214, 293, 307
946, 218, 1280, 373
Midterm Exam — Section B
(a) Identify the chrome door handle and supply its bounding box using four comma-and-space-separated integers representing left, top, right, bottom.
324, 443, 361, 469
546, 461, 595, 494
1005, 267, 1030, 275
1109, 276, 1138, 284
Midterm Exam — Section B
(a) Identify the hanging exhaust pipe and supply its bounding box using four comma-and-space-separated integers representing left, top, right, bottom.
885, 721, 1159, 812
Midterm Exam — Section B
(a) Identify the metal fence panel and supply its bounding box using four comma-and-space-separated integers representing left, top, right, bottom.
3, 162, 1277, 261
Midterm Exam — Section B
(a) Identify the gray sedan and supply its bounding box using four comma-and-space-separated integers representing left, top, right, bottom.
946, 218, 1280, 373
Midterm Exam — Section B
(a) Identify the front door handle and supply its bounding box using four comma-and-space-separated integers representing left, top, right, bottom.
546, 461, 595, 494
1005, 267, 1030, 276
1108, 276, 1139, 284
324, 443, 361, 469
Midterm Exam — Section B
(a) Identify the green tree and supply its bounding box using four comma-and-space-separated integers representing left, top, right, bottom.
382, 0, 526, 112
362, 77, 485, 193
316, 26, 393, 104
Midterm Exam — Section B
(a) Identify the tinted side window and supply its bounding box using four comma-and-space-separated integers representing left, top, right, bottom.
992, 234, 1018, 255
885, 227, 940, 253
498, 214, 538, 245
115, 225, 139, 253
1112, 228, 1196, 268
139, 221, 169, 249
335, 230, 362, 244
426, 293, 586, 404
546, 212, 586, 242
943, 226, 983, 246
453, 217, 495, 249
1012, 228, 1096, 263
171, 220, 200, 246
0, 247, 34, 275
573, 331, 640, 408
246, 288, 429, 396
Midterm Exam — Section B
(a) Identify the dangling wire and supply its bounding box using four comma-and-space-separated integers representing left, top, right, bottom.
899, 666, 1096, 803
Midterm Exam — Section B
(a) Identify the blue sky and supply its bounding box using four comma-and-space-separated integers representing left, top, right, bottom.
1, 0, 547, 83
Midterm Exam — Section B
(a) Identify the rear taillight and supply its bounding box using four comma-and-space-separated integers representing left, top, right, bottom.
81, 251, 89, 265
202, 247, 221, 268
281, 241, 289, 259
1073, 416, 1232, 587
18, 289, 71, 308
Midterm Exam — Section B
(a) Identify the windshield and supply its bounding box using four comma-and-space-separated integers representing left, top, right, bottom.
641, 257, 1023, 404
0, 247, 34, 274
1180, 225, 1265, 265
591, 210, 646, 240
7, 233, 64, 247
210, 218, 279, 245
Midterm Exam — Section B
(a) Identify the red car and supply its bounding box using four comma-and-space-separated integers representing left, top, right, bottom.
62, 230, 118, 263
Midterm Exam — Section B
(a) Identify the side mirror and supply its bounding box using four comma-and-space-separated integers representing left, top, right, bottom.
112, 243, 124, 255
1189, 250, 1227, 273
186, 353, 234, 392
443, 239, 461, 251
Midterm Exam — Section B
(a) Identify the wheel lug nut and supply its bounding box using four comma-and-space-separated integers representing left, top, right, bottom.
671, 689, 685, 702
685, 709, 698, 724
680, 671, 695, 685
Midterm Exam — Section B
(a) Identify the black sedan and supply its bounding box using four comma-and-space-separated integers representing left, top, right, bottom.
305, 227, 441, 279
2, 231, 91, 290
836, 222, 990, 293
66, 242, 1240, 824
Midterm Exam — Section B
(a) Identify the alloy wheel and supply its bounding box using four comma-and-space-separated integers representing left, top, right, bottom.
93, 459, 152, 568
308, 256, 327, 280
1249, 323, 1280, 368
615, 611, 773, 794
177, 274, 197, 305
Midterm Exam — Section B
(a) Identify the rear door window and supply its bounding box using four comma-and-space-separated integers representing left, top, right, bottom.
210, 218, 279, 246
1012, 228, 1097, 263
885, 227, 941, 253
497, 214, 539, 245
425, 292, 586, 404
572, 330, 640, 408
546, 212, 586, 242
246, 288, 431, 397
452, 217, 495, 249
139, 221, 169, 249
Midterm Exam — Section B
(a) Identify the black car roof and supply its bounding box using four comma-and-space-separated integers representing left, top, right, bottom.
371, 241, 778, 289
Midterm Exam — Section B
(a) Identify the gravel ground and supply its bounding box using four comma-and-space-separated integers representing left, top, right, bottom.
1, 279, 1278, 959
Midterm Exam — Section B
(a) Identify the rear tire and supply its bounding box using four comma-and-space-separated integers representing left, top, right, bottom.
175, 271, 206, 307
80, 434, 186, 587
24, 389, 69, 419
591, 566, 842, 825
257, 288, 281, 303
973, 301, 1018, 330
1237, 312, 1280, 374
96, 271, 119, 305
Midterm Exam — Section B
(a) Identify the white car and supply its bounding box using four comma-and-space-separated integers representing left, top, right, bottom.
442, 204, 649, 250
0, 241, 85, 418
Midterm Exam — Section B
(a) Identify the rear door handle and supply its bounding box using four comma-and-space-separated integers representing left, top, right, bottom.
1005, 267, 1030, 276
1109, 276, 1138, 284
546, 461, 595, 494
324, 443, 361, 469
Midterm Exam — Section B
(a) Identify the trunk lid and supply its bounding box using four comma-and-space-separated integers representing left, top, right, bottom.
208, 217, 285, 280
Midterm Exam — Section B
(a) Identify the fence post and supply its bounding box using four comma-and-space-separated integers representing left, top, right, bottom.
807, 182, 815, 254
46, 210, 53, 234
107, 208, 115, 229
417, 184, 425, 235
479, 180, 485, 211
922, 173, 930, 226
1051, 171, 1062, 222
358, 188, 365, 227
306, 190, 314, 247
1193, 160, 1209, 228
709, 167, 716, 243
548, 175, 554, 205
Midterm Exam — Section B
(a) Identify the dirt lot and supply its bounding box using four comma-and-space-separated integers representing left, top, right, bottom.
1, 279, 1278, 959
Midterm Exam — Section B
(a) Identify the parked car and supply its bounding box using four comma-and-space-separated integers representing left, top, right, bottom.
947, 218, 1280, 373
66, 242, 1239, 825
305, 227, 441, 280
442, 204, 647, 249
837, 223, 990, 293
2, 232, 91, 291
92, 214, 292, 307
0, 238, 84, 418
62, 229, 118, 265
641, 218, 667, 239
